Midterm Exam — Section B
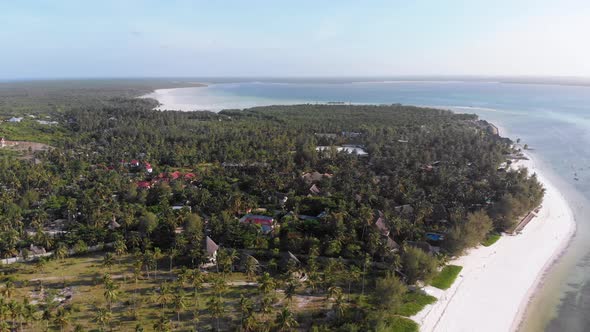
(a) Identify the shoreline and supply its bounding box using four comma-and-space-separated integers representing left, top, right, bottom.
510, 151, 577, 331
490, 124, 578, 332
140, 86, 208, 111
136, 91, 577, 330
412, 149, 576, 332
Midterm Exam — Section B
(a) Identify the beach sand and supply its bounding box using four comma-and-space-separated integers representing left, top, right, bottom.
412, 153, 576, 332
142, 88, 207, 112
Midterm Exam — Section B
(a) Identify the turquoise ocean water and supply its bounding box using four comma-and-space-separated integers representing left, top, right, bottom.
148, 80, 590, 331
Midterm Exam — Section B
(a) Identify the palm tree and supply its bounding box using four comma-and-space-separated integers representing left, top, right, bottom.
41, 309, 52, 331
244, 256, 259, 281
114, 238, 127, 263
12, 300, 25, 331
153, 313, 172, 332
156, 282, 174, 309
93, 307, 113, 332
191, 308, 200, 331
257, 272, 275, 296
206, 296, 223, 331
35, 229, 53, 251
142, 251, 154, 279
0, 281, 15, 299
188, 269, 204, 307
238, 295, 253, 328
22, 299, 37, 331
274, 307, 298, 331
172, 291, 187, 323
153, 247, 163, 279
167, 248, 178, 272
243, 314, 260, 332
210, 275, 227, 297
347, 265, 361, 299
226, 249, 239, 273
34, 257, 48, 272
132, 261, 142, 295
7, 300, 20, 331
103, 277, 119, 310
359, 206, 374, 240
327, 286, 343, 301
102, 253, 115, 271
0, 299, 8, 322
362, 253, 372, 296
284, 282, 297, 308
0, 321, 10, 332
305, 270, 320, 294
177, 267, 189, 286
259, 295, 273, 318
53, 307, 70, 332
54, 243, 68, 261
332, 292, 346, 320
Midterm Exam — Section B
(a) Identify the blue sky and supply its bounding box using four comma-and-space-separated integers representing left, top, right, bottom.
1, 0, 589, 78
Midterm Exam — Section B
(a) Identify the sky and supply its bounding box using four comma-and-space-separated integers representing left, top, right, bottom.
1, 0, 590, 79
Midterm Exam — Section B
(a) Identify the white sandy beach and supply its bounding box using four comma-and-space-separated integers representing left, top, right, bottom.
142, 87, 305, 112
412, 153, 576, 332
142, 88, 207, 112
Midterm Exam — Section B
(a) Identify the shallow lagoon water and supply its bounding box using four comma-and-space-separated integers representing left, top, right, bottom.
146, 80, 590, 331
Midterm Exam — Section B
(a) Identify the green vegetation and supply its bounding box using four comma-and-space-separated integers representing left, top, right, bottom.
0, 118, 67, 144
482, 233, 501, 247
376, 316, 419, 332
444, 210, 493, 256
396, 292, 437, 316
431, 265, 463, 290
0, 79, 204, 114
401, 247, 439, 285
0, 84, 545, 331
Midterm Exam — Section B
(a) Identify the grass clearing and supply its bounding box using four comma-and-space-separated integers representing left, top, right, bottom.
381, 316, 419, 332
431, 265, 463, 290
396, 291, 437, 316
0, 119, 67, 145
482, 233, 501, 247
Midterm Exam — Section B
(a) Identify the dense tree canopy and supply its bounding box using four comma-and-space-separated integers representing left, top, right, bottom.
0, 95, 544, 331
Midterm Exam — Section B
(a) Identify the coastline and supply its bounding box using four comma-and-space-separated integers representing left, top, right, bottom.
412, 148, 576, 332
135, 90, 578, 330
490, 123, 578, 332
140, 86, 209, 111
510, 151, 577, 331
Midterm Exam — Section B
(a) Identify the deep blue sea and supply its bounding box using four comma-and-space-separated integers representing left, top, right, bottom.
147, 80, 590, 331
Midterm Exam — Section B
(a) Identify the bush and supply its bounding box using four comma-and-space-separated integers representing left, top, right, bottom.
374, 273, 407, 312
401, 246, 438, 284
444, 210, 493, 256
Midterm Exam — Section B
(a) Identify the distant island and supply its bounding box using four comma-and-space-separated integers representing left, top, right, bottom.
0, 83, 550, 332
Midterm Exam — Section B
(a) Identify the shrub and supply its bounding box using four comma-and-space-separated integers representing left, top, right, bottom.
401, 246, 438, 284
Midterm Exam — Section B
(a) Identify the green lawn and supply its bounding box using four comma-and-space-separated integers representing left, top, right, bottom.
431, 265, 463, 290
380, 316, 419, 332
482, 233, 501, 247
396, 292, 437, 316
